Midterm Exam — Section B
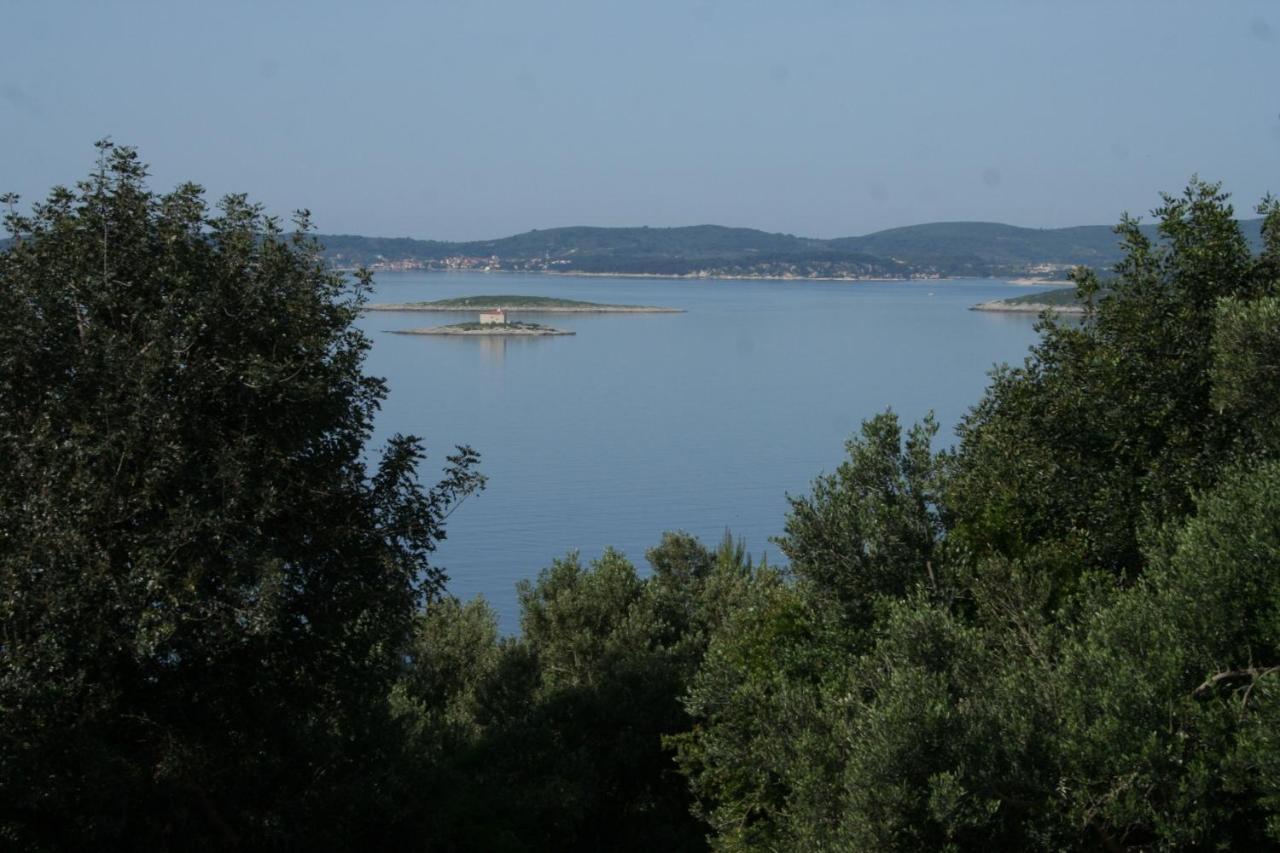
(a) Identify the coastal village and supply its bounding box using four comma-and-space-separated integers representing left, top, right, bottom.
337, 252, 948, 280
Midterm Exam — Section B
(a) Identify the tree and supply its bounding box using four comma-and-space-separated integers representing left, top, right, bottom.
392, 534, 763, 852
0, 142, 483, 849
1051, 460, 1280, 849
948, 180, 1274, 580
779, 411, 948, 637
676, 182, 1280, 850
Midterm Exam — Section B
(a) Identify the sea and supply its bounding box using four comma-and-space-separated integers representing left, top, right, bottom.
358, 271, 1054, 632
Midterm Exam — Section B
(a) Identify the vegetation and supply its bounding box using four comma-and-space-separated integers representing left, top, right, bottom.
0, 143, 485, 849
391, 534, 764, 850
996, 285, 1083, 306
973, 286, 1095, 313
445, 321, 544, 330
672, 180, 1280, 850
4, 146, 1280, 850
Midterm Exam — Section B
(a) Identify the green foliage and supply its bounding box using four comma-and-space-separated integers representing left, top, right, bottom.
394, 596, 505, 740
997, 285, 1088, 306
780, 411, 948, 634
1053, 461, 1280, 849
677, 181, 1280, 851
678, 426, 1061, 851
1211, 295, 1280, 449
518, 549, 648, 688
395, 533, 764, 851
949, 179, 1276, 577
0, 142, 483, 849
670, 566, 829, 850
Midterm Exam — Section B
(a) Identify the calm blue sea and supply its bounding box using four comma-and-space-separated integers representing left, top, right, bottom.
358, 272, 1052, 632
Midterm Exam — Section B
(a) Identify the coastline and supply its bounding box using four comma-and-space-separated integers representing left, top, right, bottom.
970, 300, 1085, 315
343, 267, 1085, 285
342, 267, 933, 283
366, 302, 681, 313
332, 263, 1092, 287
538, 270, 924, 283
389, 325, 575, 336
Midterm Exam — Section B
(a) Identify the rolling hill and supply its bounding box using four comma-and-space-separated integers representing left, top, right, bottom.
318, 218, 1265, 279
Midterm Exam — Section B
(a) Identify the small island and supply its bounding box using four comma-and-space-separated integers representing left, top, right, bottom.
365, 295, 682, 313
389, 321, 574, 337
971, 286, 1086, 314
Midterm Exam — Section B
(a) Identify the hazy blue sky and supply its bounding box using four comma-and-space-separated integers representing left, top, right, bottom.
3, 1, 1277, 240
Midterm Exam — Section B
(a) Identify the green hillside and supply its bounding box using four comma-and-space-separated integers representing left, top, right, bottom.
459, 225, 824, 258
318, 217, 1266, 278
1000, 286, 1084, 306
830, 221, 1159, 266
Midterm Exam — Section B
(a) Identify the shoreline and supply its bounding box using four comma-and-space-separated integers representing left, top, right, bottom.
970, 300, 1085, 315
340, 266, 1078, 286
537, 270, 925, 283
366, 302, 681, 313
389, 324, 574, 336
342, 267, 942, 283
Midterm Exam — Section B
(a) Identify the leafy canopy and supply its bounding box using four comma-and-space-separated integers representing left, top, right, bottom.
0, 141, 482, 849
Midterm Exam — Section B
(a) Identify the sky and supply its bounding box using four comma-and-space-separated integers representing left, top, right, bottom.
2, 0, 1277, 240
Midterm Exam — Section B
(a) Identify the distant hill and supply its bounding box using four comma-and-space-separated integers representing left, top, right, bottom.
4, 222, 1265, 281
830, 222, 1163, 267
458, 225, 825, 258
317, 218, 1266, 280
319, 225, 900, 278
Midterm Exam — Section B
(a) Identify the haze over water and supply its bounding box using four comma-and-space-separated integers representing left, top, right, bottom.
359, 272, 1050, 631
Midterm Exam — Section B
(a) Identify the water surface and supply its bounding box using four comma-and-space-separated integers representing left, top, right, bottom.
359, 272, 1051, 631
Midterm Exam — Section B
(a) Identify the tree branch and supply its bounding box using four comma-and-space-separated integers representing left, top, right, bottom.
1193, 665, 1279, 713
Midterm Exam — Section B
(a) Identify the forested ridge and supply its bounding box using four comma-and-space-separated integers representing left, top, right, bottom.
316, 217, 1267, 280
2, 146, 1279, 850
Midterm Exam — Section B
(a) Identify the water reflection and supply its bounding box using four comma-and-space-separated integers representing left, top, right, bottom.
480, 334, 506, 366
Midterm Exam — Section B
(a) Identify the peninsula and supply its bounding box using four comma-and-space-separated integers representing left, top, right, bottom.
390, 321, 574, 337
971, 286, 1086, 314
365, 295, 681, 313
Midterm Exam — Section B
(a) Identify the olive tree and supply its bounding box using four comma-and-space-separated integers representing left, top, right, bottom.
0, 142, 482, 849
